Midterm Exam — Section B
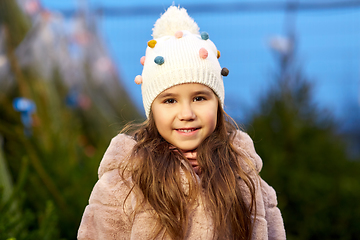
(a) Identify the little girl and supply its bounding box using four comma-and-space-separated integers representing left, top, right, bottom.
78, 6, 285, 240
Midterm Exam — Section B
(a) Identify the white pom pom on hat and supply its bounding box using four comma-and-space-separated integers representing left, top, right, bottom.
152, 6, 200, 38
136, 5, 228, 118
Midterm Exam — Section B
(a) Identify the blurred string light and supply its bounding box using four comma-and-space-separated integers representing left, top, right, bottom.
65, 87, 92, 110
0, 28, 9, 79
23, 0, 42, 16
0, 55, 7, 68
12, 98, 36, 137
269, 36, 292, 55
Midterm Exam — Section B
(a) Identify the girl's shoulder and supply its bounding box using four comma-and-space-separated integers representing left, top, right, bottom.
96, 131, 263, 178
233, 130, 263, 173
98, 134, 136, 179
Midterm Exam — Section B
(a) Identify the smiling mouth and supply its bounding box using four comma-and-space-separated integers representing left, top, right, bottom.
176, 128, 200, 133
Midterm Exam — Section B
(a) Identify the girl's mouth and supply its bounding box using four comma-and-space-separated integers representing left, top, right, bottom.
176, 128, 199, 133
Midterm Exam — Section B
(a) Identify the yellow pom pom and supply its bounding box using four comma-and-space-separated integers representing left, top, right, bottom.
147, 40, 157, 48
217, 50, 221, 59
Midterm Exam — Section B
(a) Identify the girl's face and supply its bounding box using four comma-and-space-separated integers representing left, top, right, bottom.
151, 83, 218, 152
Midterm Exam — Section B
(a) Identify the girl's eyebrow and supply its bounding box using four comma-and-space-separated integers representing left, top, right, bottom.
193, 90, 213, 96
157, 92, 178, 99
157, 89, 213, 99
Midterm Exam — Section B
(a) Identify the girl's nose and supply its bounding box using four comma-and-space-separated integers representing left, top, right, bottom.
178, 103, 195, 121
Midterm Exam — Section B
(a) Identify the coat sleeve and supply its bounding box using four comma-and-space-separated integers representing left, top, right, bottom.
77, 169, 134, 240
261, 179, 286, 240
78, 134, 137, 239
233, 130, 286, 239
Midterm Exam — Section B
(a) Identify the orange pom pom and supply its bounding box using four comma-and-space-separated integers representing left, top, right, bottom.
217, 50, 221, 59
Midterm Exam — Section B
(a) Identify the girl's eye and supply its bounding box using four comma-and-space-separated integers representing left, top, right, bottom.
164, 98, 176, 104
194, 96, 206, 102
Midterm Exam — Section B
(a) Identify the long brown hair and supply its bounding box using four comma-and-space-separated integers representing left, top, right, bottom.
121, 103, 257, 239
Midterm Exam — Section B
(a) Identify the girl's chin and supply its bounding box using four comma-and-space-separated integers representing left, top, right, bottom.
169, 142, 199, 152
177, 147, 198, 153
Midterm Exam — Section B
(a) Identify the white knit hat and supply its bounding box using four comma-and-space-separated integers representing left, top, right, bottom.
134, 6, 229, 118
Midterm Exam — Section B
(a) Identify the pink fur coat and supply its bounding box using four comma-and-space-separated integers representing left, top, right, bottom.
78, 131, 286, 239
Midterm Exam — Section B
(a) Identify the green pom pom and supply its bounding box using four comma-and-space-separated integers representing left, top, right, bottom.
201, 32, 209, 40
154, 56, 164, 65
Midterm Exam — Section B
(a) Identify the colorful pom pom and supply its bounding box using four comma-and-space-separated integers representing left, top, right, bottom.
221, 67, 229, 77
134, 75, 143, 85
140, 56, 146, 66
217, 50, 221, 59
175, 31, 183, 38
147, 40, 157, 48
201, 32, 209, 40
154, 56, 164, 65
199, 48, 208, 59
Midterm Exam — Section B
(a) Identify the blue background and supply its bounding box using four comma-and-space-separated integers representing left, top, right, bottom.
40, 0, 360, 125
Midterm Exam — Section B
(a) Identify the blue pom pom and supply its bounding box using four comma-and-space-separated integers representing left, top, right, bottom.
201, 32, 209, 40
154, 56, 164, 65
